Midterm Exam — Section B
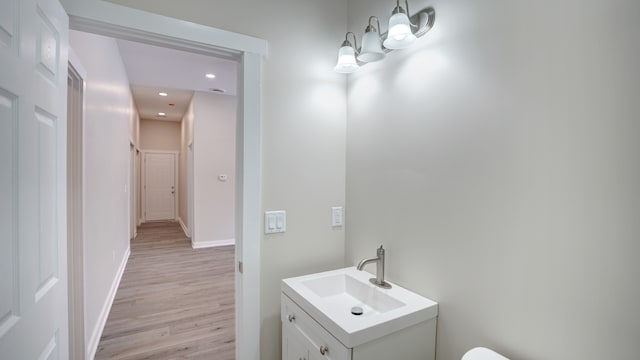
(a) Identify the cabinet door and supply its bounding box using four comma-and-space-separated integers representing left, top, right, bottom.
282, 294, 352, 360
284, 327, 310, 360
306, 338, 344, 360
308, 346, 330, 360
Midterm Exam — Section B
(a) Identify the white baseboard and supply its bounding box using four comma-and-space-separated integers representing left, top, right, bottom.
192, 238, 235, 249
178, 217, 190, 238
86, 246, 130, 359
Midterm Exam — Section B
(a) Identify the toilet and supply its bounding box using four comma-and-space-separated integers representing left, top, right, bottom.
462, 347, 509, 360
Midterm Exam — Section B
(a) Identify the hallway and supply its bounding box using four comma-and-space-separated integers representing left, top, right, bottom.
95, 222, 235, 359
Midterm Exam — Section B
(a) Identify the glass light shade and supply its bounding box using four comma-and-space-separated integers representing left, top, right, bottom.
383, 12, 417, 49
334, 45, 359, 73
357, 31, 385, 63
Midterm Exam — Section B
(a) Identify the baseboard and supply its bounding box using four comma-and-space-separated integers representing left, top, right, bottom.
192, 238, 235, 249
178, 217, 190, 238
86, 246, 130, 359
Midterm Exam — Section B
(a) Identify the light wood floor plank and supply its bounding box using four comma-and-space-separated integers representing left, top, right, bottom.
95, 221, 235, 360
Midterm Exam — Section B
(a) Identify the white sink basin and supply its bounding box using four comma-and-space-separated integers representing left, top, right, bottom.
281, 267, 438, 348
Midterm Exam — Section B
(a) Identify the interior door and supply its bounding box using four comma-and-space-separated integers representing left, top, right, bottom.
0, 0, 70, 358
144, 152, 177, 221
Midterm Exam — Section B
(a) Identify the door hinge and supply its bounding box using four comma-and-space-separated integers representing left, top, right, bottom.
238, 261, 243, 274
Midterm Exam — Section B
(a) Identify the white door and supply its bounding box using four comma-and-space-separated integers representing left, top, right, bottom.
144, 152, 177, 221
0, 0, 69, 358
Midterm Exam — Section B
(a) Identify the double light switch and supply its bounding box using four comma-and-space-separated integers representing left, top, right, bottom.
265, 210, 286, 234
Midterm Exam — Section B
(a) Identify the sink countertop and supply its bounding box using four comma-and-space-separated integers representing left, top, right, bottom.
281, 267, 438, 348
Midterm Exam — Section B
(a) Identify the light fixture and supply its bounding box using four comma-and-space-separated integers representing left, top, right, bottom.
159, 92, 168, 96
334, 32, 359, 74
333, 1, 436, 73
205, 73, 216, 79
357, 16, 385, 63
383, 0, 417, 49
158, 112, 166, 116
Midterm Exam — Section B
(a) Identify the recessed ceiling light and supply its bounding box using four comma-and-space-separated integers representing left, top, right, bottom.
159, 92, 168, 96
205, 73, 216, 79
158, 112, 166, 116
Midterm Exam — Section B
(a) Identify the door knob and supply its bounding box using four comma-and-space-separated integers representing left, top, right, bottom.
320, 345, 329, 355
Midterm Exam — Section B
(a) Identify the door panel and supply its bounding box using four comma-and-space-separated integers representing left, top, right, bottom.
0, 0, 18, 51
0, 88, 19, 341
0, 0, 69, 358
36, 107, 58, 299
145, 152, 176, 221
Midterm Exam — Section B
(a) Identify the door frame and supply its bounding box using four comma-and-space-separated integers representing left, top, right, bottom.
129, 141, 138, 239
141, 150, 179, 222
67, 47, 87, 360
60, 1, 266, 359
187, 141, 194, 239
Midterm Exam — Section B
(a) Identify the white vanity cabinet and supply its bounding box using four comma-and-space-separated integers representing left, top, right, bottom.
281, 293, 437, 360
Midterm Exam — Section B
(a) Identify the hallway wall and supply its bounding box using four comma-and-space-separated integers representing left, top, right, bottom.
345, 0, 640, 359
178, 97, 194, 234
69, 30, 137, 357
192, 91, 236, 247
139, 119, 181, 151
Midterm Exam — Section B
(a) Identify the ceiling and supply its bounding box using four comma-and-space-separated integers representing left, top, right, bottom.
116, 38, 238, 122
131, 86, 193, 122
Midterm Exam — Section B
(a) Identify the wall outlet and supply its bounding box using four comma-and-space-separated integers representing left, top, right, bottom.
265, 210, 286, 234
332, 206, 343, 227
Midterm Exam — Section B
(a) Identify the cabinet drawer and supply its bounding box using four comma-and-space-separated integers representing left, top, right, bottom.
282, 294, 351, 360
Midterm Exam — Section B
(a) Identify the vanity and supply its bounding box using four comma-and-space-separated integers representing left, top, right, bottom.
281, 267, 438, 360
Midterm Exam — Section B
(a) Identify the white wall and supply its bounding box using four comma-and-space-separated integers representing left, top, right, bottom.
346, 0, 640, 359
192, 91, 236, 246
139, 119, 181, 151
106, 1, 348, 358
179, 97, 194, 232
69, 30, 135, 356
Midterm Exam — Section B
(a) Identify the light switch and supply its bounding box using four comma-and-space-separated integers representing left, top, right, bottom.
265, 210, 286, 234
332, 206, 343, 227
276, 213, 284, 230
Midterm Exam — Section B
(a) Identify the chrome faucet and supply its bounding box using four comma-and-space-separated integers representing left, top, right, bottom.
357, 245, 391, 289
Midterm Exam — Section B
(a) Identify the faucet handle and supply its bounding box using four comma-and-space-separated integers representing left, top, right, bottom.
377, 244, 384, 254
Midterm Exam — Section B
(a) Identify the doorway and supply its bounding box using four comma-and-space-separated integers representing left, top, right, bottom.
64, 2, 265, 359
142, 151, 178, 221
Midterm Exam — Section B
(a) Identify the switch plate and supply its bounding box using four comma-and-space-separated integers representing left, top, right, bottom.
265, 210, 286, 234
332, 206, 343, 227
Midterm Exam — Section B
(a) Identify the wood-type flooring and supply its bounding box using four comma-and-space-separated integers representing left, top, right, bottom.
95, 221, 235, 359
